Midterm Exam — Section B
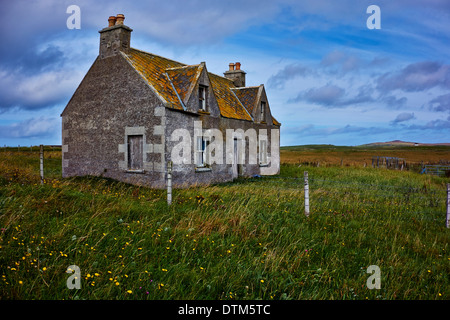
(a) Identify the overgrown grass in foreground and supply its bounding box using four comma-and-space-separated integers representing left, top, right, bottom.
0, 151, 449, 300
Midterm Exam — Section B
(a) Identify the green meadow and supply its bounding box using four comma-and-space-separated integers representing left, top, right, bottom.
0, 147, 449, 300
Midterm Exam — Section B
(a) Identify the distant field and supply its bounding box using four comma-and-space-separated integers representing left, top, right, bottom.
0, 147, 449, 300
281, 144, 450, 169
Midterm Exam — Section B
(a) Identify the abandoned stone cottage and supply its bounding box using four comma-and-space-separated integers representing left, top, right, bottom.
61, 14, 280, 188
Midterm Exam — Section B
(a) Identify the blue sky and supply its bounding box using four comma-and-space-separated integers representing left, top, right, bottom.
1, 0, 449, 147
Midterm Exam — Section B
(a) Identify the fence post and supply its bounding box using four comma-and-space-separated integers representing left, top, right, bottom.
40, 144, 44, 185
446, 183, 449, 229
167, 160, 172, 206
304, 171, 310, 217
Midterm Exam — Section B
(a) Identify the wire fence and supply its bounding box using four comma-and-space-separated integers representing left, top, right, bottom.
169, 171, 450, 228
13, 146, 449, 228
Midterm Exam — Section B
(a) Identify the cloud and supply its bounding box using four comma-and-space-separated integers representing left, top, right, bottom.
285, 123, 389, 138
0, 44, 66, 76
320, 50, 362, 74
405, 118, 450, 131
377, 61, 450, 92
302, 84, 345, 106
0, 68, 82, 112
93, 0, 282, 46
289, 84, 375, 108
380, 95, 408, 109
428, 93, 450, 113
267, 63, 313, 89
0, 117, 60, 139
391, 112, 415, 124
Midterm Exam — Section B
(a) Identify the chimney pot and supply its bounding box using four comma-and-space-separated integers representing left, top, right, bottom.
108, 16, 117, 27
235, 62, 241, 70
116, 14, 125, 25
229, 63, 235, 71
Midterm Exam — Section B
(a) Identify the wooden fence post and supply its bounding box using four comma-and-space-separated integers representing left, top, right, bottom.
40, 144, 44, 185
167, 160, 172, 206
304, 171, 310, 217
446, 183, 449, 229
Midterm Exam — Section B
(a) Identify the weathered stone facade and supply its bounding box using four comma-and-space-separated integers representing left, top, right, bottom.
61, 15, 280, 188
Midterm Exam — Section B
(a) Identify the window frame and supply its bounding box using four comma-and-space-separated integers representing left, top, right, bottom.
198, 85, 208, 112
260, 101, 266, 122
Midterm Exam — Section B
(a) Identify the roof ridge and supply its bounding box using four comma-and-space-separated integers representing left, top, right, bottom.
130, 48, 233, 85
166, 64, 201, 71
231, 85, 262, 90
207, 72, 236, 86
129, 47, 187, 67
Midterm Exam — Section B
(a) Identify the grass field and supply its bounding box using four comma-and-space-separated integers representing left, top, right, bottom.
0, 146, 449, 300
281, 144, 450, 170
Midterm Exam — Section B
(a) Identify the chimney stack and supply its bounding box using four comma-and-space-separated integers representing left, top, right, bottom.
99, 14, 133, 59
224, 62, 246, 87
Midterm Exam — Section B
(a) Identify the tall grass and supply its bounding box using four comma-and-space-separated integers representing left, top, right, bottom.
0, 150, 449, 300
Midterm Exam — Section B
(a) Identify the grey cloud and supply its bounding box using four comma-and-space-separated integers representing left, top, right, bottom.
344, 85, 375, 106
405, 118, 450, 131
377, 61, 450, 93
285, 123, 390, 137
391, 112, 415, 124
267, 63, 313, 89
0, 69, 81, 112
429, 93, 450, 113
381, 95, 408, 109
14, 45, 65, 74
290, 84, 374, 108
302, 84, 345, 106
321, 50, 362, 74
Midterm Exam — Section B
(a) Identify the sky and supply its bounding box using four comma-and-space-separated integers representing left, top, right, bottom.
0, 0, 449, 147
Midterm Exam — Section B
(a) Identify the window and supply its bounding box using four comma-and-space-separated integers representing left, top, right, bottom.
259, 139, 268, 165
199, 85, 207, 111
260, 101, 266, 122
196, 136, 210, 167
127, 135, 143, 170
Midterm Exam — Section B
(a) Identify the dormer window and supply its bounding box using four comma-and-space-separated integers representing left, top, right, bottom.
260, 101, 266, 122
199, 85, 208, 111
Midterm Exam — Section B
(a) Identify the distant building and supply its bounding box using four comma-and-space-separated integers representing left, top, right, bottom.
61, 14, 280, 188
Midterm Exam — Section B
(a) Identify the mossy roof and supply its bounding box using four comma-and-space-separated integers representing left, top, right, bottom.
122, 48, 280, 125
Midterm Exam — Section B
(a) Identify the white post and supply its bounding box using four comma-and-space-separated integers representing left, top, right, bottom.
167, 161, 172, 206
40, 144, 44, 185
304, 171, 310, 217
446, 183, 450, 229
